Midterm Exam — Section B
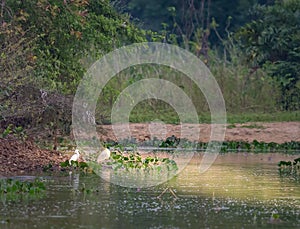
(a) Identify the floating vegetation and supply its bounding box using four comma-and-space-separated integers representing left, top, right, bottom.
278, 157, 300, 168
0, 178, 46, 194
84, 149, 179, 187
278, 157, 300, 178
59, 147, 178, 180
0, 178, 46, 201
104, 138, 300, 153
219, 140, 300, 153
199, 140, 300, 153
105, 150, 178, 172
159, 135, 180, 148
60, 160, 89, 169
142, 138, 300, 153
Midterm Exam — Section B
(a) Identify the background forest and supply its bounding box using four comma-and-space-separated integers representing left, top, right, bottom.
0, 0, 299, 141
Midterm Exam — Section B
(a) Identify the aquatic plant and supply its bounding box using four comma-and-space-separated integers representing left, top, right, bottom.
0, 178, 46, 196
159, 135, 180, 148
278, 157, 300, 168
105, 150, 178, 172
60, 147, 178, 177
278, 157, 300, 179
99, 138, 300, 155
60, 160, 89, 169
157, 138, 300, 153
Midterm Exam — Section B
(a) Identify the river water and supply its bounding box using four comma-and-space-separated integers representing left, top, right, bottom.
0, 152, 299, 228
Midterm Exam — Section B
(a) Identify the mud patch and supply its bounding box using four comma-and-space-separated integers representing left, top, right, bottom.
0, 137, 68, 176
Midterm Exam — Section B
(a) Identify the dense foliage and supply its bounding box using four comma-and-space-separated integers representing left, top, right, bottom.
236, 0, 300, 110
1, 0, 149, 94
122, 0, 274, 49
123, 0, 299, 111
0, 0, 299, 140
0, 0, 152, 135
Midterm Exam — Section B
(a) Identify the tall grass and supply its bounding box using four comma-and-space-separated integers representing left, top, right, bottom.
95, 52, 298, 124
210, 54, 281, 114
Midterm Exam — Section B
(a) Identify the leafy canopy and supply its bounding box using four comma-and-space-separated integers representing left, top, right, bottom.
236, 0, 300, 110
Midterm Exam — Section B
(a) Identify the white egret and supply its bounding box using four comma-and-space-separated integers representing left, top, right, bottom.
69, 149, 80, 165
97, 148, 111, 163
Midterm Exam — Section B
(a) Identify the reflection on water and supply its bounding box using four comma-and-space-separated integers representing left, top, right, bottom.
175, 153, 300, 200
0, 153, 299, 228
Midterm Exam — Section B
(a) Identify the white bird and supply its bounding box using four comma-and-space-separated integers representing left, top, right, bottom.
69, 149, 80, 165
97, 148, 111, 163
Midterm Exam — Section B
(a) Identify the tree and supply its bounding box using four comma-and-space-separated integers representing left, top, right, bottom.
124, 0, 273, 47
0, 0, 151, 133
236, 0, 300, 110
6, 0, 148, 93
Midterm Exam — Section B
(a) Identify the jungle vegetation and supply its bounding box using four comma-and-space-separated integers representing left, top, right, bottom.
0, 0, 299, 140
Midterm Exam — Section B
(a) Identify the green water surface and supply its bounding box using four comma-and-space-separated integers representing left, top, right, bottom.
0, 152, 299, 228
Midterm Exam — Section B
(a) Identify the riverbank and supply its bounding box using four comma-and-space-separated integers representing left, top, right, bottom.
97, 122, 300, 143
1, 122, 299, 176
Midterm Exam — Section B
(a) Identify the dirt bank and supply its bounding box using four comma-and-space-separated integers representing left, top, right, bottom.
97, 122, 300, 144
0, 122, 299, 176
0, 137, 68, 176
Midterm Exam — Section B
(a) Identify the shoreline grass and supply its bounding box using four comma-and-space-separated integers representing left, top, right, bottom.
127, 110, 300, 124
